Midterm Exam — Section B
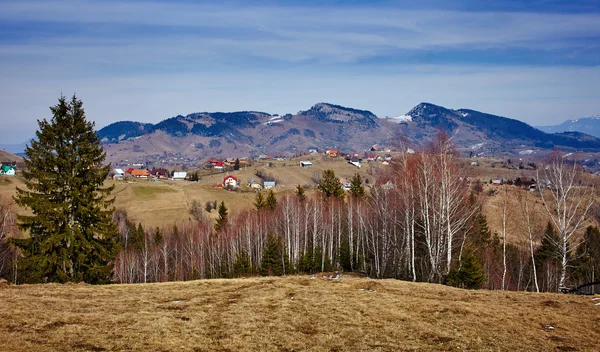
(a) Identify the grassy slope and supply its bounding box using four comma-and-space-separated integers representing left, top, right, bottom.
1, 276, 598, 351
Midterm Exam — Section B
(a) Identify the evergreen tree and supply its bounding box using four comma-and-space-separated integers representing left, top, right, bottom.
535, 222, 562, 264
233, 158, 240, 171
295, 184, 306, 202
447, 247, 486, 289
318, 169, 344, 198
214, 201, 228, 231
265, 190, 277, 211
232, 249, 252, 277
12, 95, 118, 284
571, 226, 600, 284
254, 192, 265, 211
261, 234, 284, 276
349, 173, 366, 198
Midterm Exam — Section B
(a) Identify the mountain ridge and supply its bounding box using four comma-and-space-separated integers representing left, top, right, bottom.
97, 102, 600, 164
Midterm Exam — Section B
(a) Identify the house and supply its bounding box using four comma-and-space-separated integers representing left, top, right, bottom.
367, 155, 377, 162
382, 160, 390, 166
248, 178, 262, 190
492, 179, 503, 186
214, 161, 224, 170
263, 181, 276, 189
514, 177, 537, 191
371, 144, 379, 151
0, 164, 16, 176
113, 168, 124, 179
308, 149, 318, 154
173, 172, 187, 180
149, 167, 169, 178
342, 182, 351, 191
326, 149, 339, 157
384, 154, 392, 161
131, 169, 149, 178
223, 175, 238, 188
300, 161, 313, 168
125, 168, 135, 174
348, 160, 361, 169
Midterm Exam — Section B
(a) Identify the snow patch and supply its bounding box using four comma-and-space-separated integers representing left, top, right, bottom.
461, 112, 469, 117
519, 150, 535, 155
469, 143, 484, 150
387, 115, 412, 123
265, 119, 283, 125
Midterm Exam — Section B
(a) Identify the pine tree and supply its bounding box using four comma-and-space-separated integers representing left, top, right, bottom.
254, 192, 265, 211
234, 158, 240, 171
214, 201, 228, 231
349, 173, 366, 198
318, 169, 344, 198
295, 184, 306, 202
12, 95, 118, 284
447, 247, 486, 289
232, 249, 252, 277
265, 190, 277, 211
261, 234, 284, 276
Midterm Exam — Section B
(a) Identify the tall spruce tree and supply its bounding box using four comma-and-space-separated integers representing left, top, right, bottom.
265, 189, 277, 211
318, 169, 344, 198
214, 201, 228, 230
349, 173, 366, 198
13, 95, 118, 284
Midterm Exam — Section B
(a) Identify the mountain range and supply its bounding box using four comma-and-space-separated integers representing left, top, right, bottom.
536, 116, 600, 138
97, 102, 600, 164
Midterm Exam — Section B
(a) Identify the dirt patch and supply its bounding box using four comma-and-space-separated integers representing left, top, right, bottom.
355, 280, 384, 292
542, 300, 561, 308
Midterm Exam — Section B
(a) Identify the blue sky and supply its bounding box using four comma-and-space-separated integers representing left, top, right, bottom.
1, 0, 600, 143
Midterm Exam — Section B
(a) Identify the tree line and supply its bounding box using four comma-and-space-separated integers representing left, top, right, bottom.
1, 96, 598, 292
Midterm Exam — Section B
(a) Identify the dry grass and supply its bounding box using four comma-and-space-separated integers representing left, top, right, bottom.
1, 276, 599, 352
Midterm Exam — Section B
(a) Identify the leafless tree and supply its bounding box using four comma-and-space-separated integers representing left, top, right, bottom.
538, 152, 595, 289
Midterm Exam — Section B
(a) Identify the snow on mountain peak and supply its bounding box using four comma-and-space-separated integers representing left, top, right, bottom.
386, 115, 412, 123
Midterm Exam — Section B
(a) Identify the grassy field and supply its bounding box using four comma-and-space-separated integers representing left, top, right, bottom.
0, 275, 598, 351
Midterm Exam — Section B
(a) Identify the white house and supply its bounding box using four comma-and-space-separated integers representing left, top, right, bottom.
300, 161, 313, 168
0, 165, 16, 176
173, 172, 187, 180
263, 181, 276, 189
113, 168, 124, 179
223, 175, 238, 188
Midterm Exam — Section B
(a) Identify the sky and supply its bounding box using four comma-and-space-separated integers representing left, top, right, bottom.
1, 0, 600, 144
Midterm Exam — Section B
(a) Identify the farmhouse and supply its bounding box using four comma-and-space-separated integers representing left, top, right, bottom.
173, 172, 187, 180
150, 168, 169, 179
113, 168, 124, 179
223, 175, 238, 188
248, 178, 262, 190
326, 149, 339, 157
300, 161, 313, 168
131, 169, 149, 178
0, 164, 16, 176
263, 181, 276, 189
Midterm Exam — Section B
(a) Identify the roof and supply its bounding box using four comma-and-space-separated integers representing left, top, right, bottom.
131, 169, 149, 176
224, 175, 238, 181
214, 162, 224, 167
114, 168, 124, 175
173, 172, 187, 178
263, 181, 276, 186
1, 165, 15, 173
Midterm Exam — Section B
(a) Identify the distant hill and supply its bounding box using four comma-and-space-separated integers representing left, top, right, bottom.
97, 102, 600, 164
537, 115, 600, 138
0, 149, 24, 163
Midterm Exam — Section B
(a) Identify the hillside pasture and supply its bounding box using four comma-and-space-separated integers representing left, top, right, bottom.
0, 276, 598, 351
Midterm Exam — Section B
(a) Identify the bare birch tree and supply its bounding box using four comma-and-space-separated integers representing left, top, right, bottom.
538, 152, 595, 289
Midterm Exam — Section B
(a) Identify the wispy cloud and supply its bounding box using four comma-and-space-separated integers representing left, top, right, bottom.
0, 0, 599, 143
